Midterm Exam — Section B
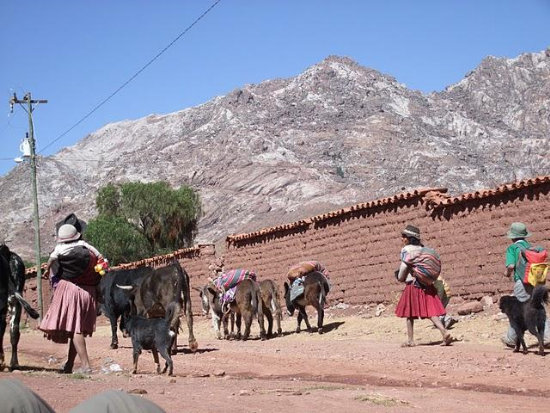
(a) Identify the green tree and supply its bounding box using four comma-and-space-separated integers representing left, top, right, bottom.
96, 183, 120, 216
85, 215, 150, 265
88, 181, 201, 264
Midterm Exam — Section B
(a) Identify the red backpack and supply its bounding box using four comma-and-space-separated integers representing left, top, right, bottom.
518, 245, 549, 286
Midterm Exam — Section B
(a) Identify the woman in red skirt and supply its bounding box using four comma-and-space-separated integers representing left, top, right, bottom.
39, 224, 103, 374
395, 225, 452, 347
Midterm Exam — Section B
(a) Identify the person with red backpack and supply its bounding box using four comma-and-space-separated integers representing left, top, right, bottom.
39, 223, 105, 374
501, 222, 550, 347
394, 225, 453, 347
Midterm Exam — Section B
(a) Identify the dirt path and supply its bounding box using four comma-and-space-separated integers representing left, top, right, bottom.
2, 306, 549, 412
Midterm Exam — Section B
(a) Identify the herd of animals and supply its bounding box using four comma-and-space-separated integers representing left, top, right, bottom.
0, 243, 548, 377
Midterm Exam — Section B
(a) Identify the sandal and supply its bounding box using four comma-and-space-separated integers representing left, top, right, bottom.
72, 367, 93, 375
401, 341, 416, 347
441, 333, 453, 346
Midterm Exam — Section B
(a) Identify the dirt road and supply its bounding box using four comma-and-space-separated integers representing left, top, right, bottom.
2, 305, 549, 412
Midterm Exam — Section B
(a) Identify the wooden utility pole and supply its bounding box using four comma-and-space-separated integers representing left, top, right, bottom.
9, 92, 48, 319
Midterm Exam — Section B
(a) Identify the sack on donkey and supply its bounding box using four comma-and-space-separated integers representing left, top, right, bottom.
403, 247, 441, 286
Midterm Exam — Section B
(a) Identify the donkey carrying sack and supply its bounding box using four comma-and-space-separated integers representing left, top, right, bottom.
518, 245, 549, 286
403, 247, 441, 286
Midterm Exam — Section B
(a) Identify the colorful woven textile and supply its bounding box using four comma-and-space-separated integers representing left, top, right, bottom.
402, 247, 441, 286
214, 269, 256, 291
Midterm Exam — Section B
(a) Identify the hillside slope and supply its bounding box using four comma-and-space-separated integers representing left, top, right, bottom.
1, 49, 549, 258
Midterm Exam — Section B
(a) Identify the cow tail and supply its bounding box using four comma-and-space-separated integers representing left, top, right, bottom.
165, 302, 176, 324
14, 292, 39, 319
181, 269, 192, 317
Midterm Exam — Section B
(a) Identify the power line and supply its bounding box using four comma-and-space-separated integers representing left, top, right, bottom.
39, 0, 222, 154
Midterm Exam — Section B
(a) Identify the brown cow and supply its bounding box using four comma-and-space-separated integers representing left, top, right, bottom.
118, 262, 198, 354
259, 279, 282, 337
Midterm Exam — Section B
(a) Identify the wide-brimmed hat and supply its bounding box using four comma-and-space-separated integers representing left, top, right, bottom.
401, 225, 421, 240
507, 222, 531, 239
57, 224, 80, 242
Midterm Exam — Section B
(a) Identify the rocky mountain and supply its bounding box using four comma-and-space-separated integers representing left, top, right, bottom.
2, 49, 550, 259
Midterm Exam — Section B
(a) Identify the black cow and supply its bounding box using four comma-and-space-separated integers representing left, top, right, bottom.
98, 266, 153, 349
0, 244, 39, 371
118, 262, 198, 354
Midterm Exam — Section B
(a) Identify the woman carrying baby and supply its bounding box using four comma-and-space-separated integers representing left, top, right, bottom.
394, 225, 452, 347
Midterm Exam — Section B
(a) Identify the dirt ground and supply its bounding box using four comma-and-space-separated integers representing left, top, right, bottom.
2, 303, 550, 413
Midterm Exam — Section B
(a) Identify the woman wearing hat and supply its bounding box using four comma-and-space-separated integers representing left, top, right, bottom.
395, 225, 452, 347
39, 224, 104, 374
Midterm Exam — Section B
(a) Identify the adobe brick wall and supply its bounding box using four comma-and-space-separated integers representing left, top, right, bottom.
21, 178, 550, 316
223, 180, 550, 306
177, 244, 217, 315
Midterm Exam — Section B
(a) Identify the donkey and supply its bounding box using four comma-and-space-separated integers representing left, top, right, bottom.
225, 278, 267, 341
284, 271, 330, 334
195, 284, 232, 339
205, 278, 266, 341
0, 244, 40, 371
259, 279, 282, 337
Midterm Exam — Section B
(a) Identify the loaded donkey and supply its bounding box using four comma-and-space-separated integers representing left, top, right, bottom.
199, 269, 266, 340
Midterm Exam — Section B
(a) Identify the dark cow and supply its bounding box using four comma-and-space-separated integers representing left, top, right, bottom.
98, 266, 153, 349
0, 244, 39, 371
118, 262, 198, 354
205, 278, 266, 341
259, 279, 282, 337
284, 271, 329, 334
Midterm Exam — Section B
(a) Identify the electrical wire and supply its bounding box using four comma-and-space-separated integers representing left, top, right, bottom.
38, 0, 222, 154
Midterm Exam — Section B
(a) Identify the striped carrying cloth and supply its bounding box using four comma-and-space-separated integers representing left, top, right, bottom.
214, 269, 256, 291
402, 247, 441, 286
213, 269, 256, 308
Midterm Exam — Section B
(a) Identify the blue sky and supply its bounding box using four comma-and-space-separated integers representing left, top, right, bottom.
1, 0, 549, 176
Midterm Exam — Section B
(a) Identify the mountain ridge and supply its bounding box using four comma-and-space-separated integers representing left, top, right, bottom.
2, 49, 549, 259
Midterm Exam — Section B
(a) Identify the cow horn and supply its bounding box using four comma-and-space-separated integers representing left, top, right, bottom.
116, 284, 133, 290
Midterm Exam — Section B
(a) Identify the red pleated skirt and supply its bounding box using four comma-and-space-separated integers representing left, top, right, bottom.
395, 282, 446, 319
39, 280, 97, 343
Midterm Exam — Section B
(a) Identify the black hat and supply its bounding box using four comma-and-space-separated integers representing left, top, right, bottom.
401, 225, 421, 240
